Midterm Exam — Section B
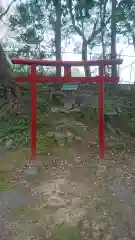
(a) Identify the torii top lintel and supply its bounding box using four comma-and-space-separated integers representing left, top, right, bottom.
11, 58, 123, 66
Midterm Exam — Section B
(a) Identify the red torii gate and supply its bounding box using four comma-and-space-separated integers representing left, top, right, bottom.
11, 58, 123, 161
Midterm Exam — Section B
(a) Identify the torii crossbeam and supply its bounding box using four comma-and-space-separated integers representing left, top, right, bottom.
11, 58, 123, 162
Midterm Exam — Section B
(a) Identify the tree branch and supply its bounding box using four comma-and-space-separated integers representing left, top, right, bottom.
87, 19, 98, 42
0, 0, 17, 20
68, 0, 110, 44
68, 1, 86, 40
87, 16, 111, 44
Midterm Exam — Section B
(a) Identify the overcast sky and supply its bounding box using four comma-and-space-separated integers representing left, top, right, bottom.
0, 0, 135, 83
0, 0, 8, 7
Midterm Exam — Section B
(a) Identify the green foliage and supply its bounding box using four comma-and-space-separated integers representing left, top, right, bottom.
0, 118, 29, 148
78, 106, 98, 126
74, 0, 95, 19
116, 92, 135, 136
0, 75, 54, 153
104, 99, 118, 116
103, 89, 135, 137
116, 0, 135, 41
126, 118, 135, 136
9, 0, 52, 58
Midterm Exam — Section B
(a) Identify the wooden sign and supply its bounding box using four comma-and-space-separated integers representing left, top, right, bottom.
61, 83, 79, 90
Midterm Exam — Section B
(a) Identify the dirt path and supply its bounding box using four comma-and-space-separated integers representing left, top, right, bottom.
0, 140, 135, 240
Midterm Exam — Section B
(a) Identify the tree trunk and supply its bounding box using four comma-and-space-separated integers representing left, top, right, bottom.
132, 33, 135, 52
100, 0, 106, 59
0, 43, 20, 106
55, 0, 61, 76
82, 39, 91, 77
111, 0, 117, 77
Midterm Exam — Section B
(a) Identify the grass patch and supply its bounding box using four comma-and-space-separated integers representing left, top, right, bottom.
12, 204, 38, 219
12, 205, 83, 239
55, 224, 82, 240
0, 170, 11, 192
0, 148, 29, 192
12, 203, 59, 221
37, 134, 55, 155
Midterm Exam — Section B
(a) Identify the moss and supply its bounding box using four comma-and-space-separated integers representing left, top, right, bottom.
37, 134, 55, 155
0, 170, 12, 192
12, 204, 37, 219
12, 203, 59, 221
55, 225, 81, 240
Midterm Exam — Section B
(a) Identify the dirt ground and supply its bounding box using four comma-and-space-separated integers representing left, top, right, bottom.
0, 134, 135, 240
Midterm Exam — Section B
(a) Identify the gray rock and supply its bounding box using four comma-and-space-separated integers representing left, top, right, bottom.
83, 220, 90, 229
54, 132, 65, 146
96, 164, 107, 177
46, 132, 54, 138
66, 131, 74, 142
74, 136, 83, 142
48, 194, 70, 207
51, 107, 59, 112
23, 164, 40, 179
107, 184, 135, 203
5, 139, 13, 148
131, 230, 135, 238
63, 98, 75, 109
54, 132, 65, 140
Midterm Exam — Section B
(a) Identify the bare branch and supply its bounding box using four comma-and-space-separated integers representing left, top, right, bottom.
88, 16, 110, 44
68, 1, 86, 40
87, 19, 98, 42
0, 0, 17, 20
